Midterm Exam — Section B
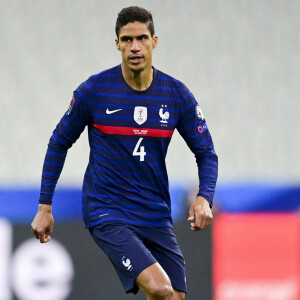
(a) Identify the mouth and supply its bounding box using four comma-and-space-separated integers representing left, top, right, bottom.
129, 55, 144, 65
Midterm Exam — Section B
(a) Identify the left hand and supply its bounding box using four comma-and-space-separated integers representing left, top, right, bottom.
187, 196, 213, 231
31, 204, 54, 243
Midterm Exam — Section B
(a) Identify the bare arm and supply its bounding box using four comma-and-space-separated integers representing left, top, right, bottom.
31, 204, 54, 243
188, 196, 213, 231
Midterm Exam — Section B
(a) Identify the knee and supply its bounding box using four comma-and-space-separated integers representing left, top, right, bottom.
175, 291, 186, 300
148, 283, 174, 299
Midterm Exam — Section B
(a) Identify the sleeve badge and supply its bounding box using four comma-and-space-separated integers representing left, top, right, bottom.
195, 104, 204, 120
67, 97, 75, 115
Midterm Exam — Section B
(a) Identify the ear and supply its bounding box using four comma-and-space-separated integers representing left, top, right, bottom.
152, 35, 158, 49
115, 38, 120, 51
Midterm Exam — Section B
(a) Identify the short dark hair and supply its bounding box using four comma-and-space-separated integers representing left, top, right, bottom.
115, 6, 155, 38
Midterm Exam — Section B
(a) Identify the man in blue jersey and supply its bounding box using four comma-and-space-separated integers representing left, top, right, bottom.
31, 6, 218, 300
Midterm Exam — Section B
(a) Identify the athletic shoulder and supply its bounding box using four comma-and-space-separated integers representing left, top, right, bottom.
74, 65, 120, 103
155, 68, 191, 99
78, 65, 120, 88
87, 65, 120, 84
155, 68, 200, 122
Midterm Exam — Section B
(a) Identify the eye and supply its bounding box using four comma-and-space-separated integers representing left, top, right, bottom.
120, 36, 132, 43
138, 35, 148, 41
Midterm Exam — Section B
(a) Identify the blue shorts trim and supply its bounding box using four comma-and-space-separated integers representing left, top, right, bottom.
89, 222, 187, 294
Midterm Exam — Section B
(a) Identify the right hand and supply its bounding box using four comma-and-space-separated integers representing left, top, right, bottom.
31, 204, 54, 243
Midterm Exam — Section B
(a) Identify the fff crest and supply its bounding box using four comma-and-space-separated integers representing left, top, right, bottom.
134, 106, 147, 125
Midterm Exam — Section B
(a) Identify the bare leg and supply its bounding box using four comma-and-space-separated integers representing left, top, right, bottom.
174, 290, 185, 300
136, 263, 175, 300
145, 290, 185, 300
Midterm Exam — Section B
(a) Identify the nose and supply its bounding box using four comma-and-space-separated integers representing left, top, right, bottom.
130, 39, 140, 52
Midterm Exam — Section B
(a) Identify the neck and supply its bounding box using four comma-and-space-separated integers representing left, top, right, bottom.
121, 63, 153, 91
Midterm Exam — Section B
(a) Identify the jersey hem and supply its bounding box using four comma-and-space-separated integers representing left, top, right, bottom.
84, 217, 173, 229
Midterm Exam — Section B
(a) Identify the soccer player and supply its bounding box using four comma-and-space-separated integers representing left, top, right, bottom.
31, 6, 218, 300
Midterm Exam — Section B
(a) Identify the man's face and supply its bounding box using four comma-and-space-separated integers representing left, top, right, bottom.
116, 21, 158, 73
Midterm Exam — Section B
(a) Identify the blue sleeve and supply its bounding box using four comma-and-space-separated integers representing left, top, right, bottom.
176, 90, 218, 207
39, 90, 91, 204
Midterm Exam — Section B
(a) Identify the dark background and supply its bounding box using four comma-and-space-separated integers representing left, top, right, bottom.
13, 221, 212, 300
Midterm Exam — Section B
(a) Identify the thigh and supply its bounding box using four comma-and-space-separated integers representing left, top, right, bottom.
142, 227, 187, 294
89, 223, 157, 294
136, 262, 173, 297
174, 290, 186, 300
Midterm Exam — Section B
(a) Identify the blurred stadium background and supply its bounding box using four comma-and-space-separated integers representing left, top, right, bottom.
1, 0, 299, 299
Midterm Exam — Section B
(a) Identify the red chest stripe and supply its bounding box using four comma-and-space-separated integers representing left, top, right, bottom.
92, 123, 174, 138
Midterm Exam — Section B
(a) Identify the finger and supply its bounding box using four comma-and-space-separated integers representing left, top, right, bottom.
192, 225, 201, 231
39, 232, 49, 243
43, 234, 51, 243
193, 215, 207, 230
193, 211, 203, 229
190, 210, 213, 231
31, 228, 39, 239
199, 215, 208, 229
44, 230, 52, 240
188, 208, 195, 221
190, 222, 201, 231
46, 228, 53, 235
31, 223, 39, 237
200, 214, 213, 229
40, 230, 53, 243
39, 235, 46, 243
31, 228, 46, 243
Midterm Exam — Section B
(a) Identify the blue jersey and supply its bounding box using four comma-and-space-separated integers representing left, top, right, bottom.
39, 65, 218, 228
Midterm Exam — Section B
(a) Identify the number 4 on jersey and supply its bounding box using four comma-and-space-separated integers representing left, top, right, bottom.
133, 138, 146, 161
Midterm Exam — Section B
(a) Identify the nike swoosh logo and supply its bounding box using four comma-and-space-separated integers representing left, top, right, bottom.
106, 108, 123, 114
